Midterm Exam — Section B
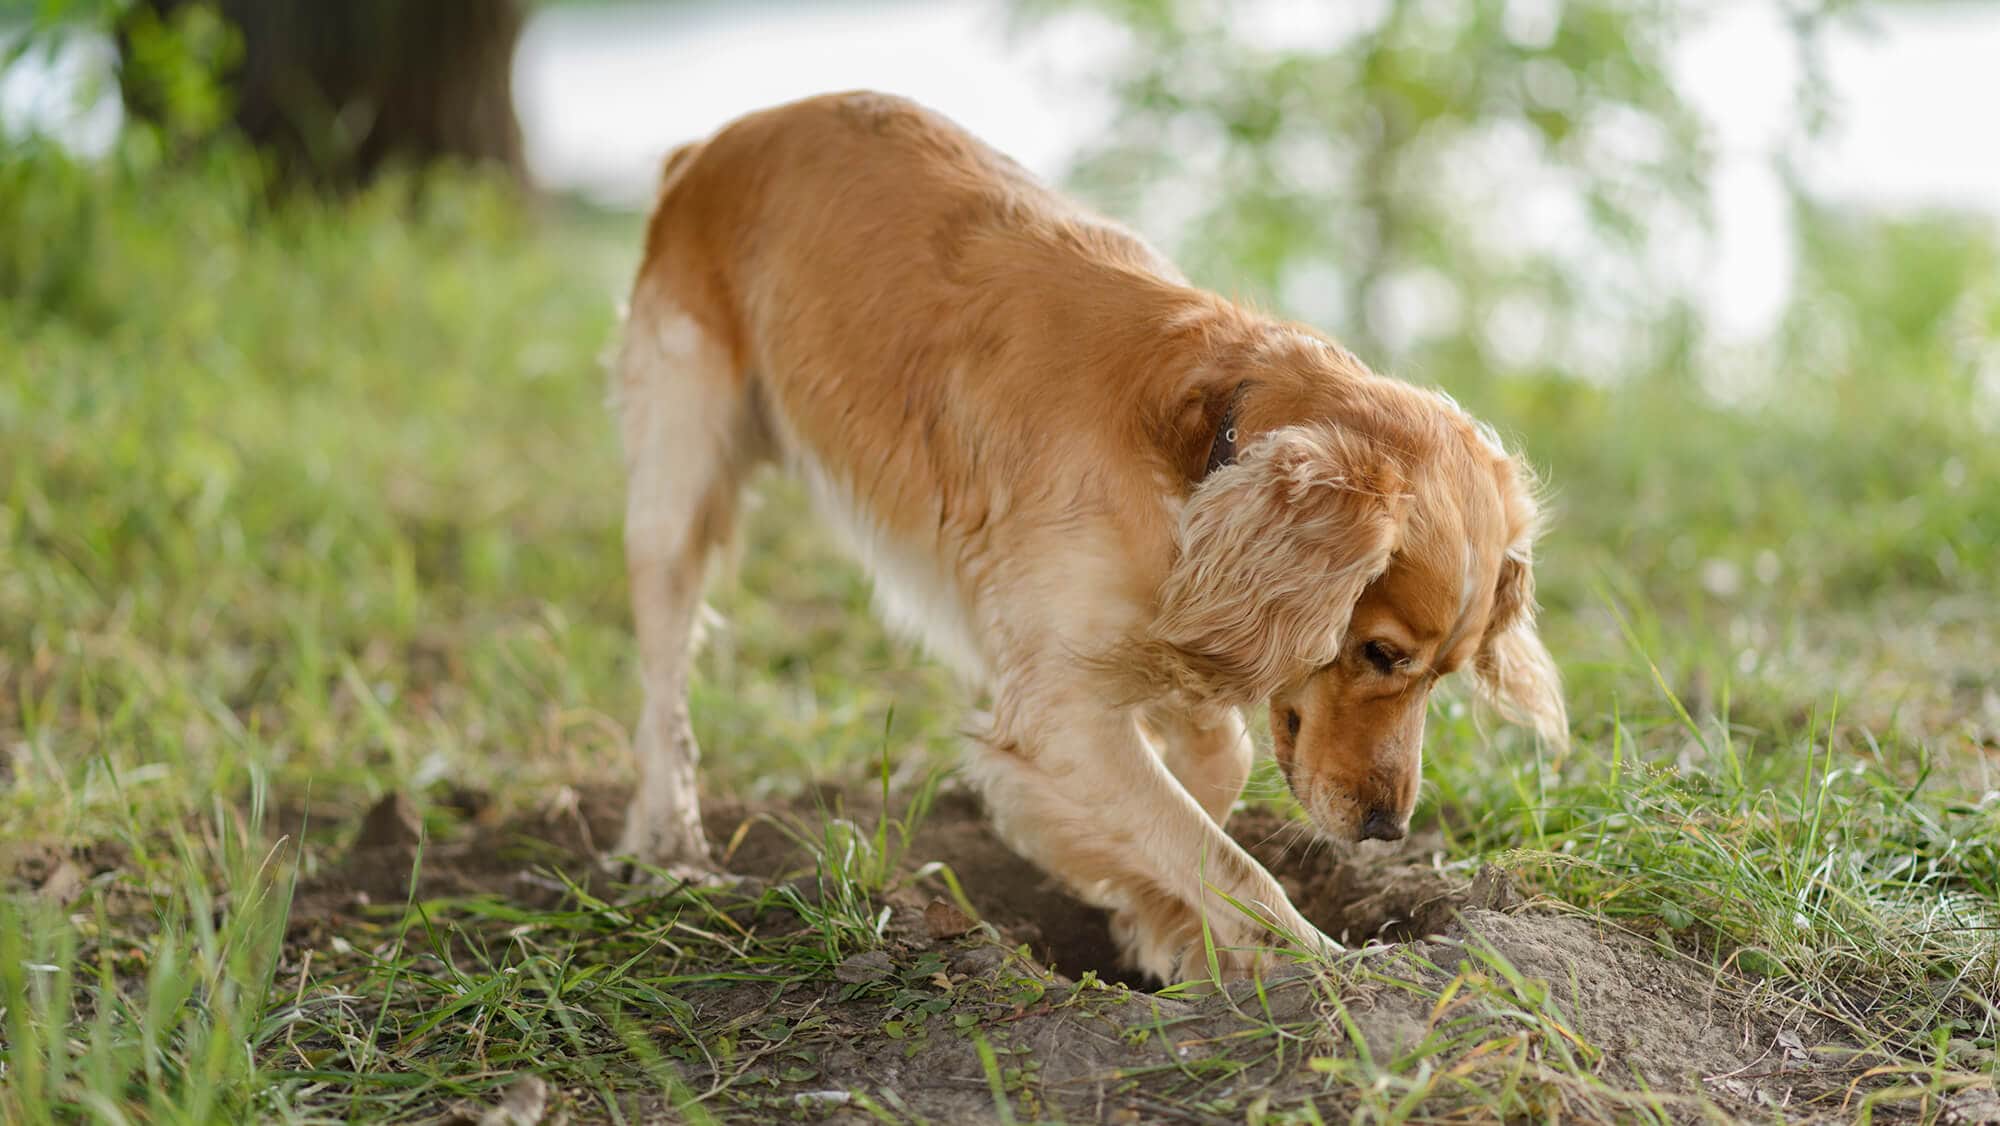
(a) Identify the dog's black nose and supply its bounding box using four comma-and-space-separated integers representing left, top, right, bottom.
1359, 809, 1406, 842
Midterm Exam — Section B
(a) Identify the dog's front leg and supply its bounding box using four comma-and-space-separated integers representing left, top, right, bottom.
1140, 703, 1253, 826
971, 692, 1334, 983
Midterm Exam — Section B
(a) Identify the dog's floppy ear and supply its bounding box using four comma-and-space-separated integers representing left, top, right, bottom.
1146, 425, 1407, 703
1473, 531, 1569, 751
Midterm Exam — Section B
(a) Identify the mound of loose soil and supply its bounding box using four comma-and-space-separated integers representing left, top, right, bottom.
266, 782, 1864, 1120
696, 788, 1474, 987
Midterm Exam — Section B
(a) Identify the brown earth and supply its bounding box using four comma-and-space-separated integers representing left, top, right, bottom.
698, 787, 1476, 988
258, 781, 1877, 1121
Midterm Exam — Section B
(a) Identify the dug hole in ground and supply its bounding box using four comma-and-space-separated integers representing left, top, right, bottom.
290, 779, 1864, 1121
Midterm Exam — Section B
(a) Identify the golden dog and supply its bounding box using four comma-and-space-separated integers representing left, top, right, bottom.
611, 92, 1567, 982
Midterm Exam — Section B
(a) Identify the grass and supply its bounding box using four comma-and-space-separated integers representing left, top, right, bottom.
2, 136, 1997, 1121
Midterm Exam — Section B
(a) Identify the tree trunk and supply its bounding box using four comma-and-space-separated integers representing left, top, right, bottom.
119, 0, 526, 188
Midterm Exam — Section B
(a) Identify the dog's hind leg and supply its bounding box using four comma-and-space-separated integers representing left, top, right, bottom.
612, 285, 761, 868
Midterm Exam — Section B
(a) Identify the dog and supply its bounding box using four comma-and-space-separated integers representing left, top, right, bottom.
610, 91, 1567, 982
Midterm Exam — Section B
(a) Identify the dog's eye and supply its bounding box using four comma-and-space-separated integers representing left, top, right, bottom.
1364, 641, 1402, 676
1284, 709, 1301, 738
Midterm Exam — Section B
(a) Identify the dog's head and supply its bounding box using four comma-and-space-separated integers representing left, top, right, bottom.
1147, 332, 1567, 842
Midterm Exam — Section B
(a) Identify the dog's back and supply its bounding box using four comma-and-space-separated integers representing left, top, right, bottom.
637, 93, 1203, 446
623, 93, 1224, 673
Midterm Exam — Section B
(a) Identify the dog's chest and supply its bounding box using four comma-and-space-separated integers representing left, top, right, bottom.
787, 444, 991, 685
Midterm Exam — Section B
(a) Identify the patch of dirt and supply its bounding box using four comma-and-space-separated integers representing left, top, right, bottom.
272, 781, 1865, 1120
697, 788, 1470, 988
705, 787, 1142, 984
286, 780, 1464, 984
3, 839, 130, 907
284, 783, 623, 943
615, 898, 1849, 1123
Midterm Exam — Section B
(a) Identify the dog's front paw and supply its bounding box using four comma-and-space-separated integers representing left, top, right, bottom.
1115, 897, 1341, 986
1156, 932, 1292, 985
1184, 925, 1340, 983
1110, 904, 1188, 984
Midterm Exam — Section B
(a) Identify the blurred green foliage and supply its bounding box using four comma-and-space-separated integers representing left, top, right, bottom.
1025, 0, 1719, 370
1, 0, 1993, 811
0, 141, 955, 851
108, 0, 237, 141
1024, 0, 2000, 605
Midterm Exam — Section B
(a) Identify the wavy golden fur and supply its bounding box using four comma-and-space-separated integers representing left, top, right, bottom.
611, 91, 1566, 982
